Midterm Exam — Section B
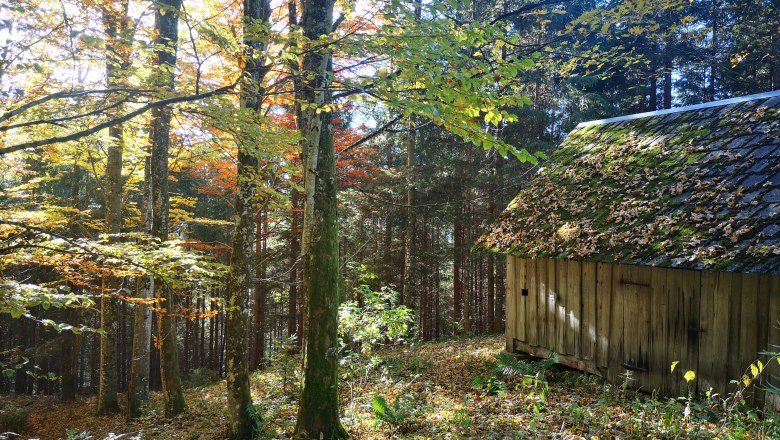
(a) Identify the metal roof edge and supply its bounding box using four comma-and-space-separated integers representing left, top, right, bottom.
575, 89, 780, 128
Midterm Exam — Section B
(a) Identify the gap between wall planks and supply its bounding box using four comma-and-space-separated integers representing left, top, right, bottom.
506, 256, 779, 403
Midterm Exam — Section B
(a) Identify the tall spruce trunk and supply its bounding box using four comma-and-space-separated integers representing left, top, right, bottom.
401, 118, 415, 308
224, 0, 271, 436
147, 0, 185, 417
287, 189, 300, 344
487, 151, 496, 333
98, 0, 130, 415
709, 0, 719, 101
401, 2, 421, 311
453, 219, 463, 334
663, 37, 673, 109
293, 0, 347, 437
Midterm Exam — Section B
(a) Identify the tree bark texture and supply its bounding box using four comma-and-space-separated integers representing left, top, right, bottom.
401, 118, 415, 308
127, 276, 152, 419
225, 0, 271, 436
98, 0, 130, 415
287, 189, 300, 344
148, 0, 185, 417
294, 0, 348, 437
61, 163, 82, 401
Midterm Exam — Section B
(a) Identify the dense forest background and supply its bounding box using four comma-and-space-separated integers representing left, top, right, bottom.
1, 0, 779, 417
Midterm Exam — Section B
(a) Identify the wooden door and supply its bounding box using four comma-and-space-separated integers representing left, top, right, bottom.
615, 265, 653, 388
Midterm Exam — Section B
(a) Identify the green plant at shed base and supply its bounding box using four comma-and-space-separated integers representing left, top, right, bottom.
472, 352, 556, 409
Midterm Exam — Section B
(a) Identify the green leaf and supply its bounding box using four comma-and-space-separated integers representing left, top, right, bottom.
371, 396, 388, 416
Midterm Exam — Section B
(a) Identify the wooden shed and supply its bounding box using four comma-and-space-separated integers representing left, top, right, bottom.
479, 91, 780, 403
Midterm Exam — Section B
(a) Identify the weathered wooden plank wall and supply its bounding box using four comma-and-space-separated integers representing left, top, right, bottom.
507, 256, 779, 401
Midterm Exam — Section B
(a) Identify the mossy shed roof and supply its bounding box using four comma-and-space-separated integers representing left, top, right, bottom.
479, 91, 780, 275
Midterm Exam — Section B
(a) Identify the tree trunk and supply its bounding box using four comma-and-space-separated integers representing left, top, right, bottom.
294, 0, 348, 437
224, 0, 271, 436
61, 163, 82, 401
287, 189, 300, 344
148, 0, 185, 417
401, 118, 415, 308
496, 257, 505, 331
663, 38, 673, 109
709, 0, 719, 101
453, 219, 463, 335
128, 90, 154, 419
127, 276, 152, 418
487, 149, 497, 333
98, 0, 130, 415
225, 145, 258, 437
251, 211, 266, 370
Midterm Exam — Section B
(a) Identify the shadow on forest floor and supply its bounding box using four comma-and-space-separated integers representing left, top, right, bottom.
3, 335, 779, 439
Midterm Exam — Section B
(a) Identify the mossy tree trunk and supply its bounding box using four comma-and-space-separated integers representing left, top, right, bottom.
98, 0, 130, 416
148, 0, 185, 417
295, 98, 347, 440
293, 0, 347, 437
224, 0, 271, 437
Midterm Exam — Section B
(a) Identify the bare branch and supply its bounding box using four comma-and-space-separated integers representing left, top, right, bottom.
0, 83, 238, 156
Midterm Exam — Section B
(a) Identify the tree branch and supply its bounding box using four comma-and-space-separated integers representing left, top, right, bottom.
0, 82, 238, 156
490, 0, 573, 25
337, 114, 402, 157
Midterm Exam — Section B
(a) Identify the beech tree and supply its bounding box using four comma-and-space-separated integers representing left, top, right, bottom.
97, 0, 131, 417
147, 0, 186, 417
224, 0, 272, 436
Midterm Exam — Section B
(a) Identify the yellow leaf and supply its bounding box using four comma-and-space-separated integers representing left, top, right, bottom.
751, 363, 759, 378
758, 360, 764, 373
671, 361, 680, 373
743, 375, 751, 387
684, 370, 696, 382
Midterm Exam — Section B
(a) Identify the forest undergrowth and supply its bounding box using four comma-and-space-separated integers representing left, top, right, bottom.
3, 335, 779, 439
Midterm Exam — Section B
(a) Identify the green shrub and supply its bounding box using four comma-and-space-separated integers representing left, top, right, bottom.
0, 403, 29, 434
339, 282, 414, 356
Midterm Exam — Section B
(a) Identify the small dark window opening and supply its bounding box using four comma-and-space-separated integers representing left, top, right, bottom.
521, 288, 529, 297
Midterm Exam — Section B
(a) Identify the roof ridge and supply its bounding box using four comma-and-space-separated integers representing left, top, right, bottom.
576, 89, 780, 128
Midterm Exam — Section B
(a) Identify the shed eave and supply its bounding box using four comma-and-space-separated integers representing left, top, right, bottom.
576, 89, 780, 128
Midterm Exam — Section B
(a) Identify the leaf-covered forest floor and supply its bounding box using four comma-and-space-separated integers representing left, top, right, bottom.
5, 335, 780, 439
